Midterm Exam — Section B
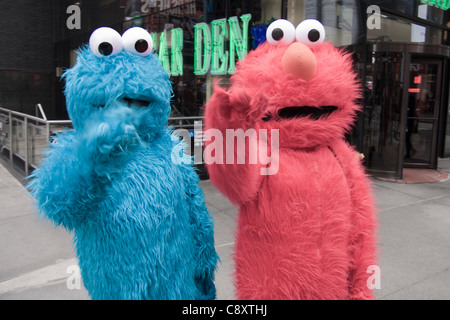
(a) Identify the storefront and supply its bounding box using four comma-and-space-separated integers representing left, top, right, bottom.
353, 0, 450, 179
54, 0, 450, 179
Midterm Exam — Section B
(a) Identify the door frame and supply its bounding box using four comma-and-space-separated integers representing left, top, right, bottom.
437, 58, 450, 158
403, 57, 442, 169
368, 42, 450, 178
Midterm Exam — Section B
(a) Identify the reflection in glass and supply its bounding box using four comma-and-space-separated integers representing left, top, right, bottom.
360, 52, 403, 177
304, 0, 362, 47
406, 62, 438, 119
405, 120, 434, 164
404, 60, 440, 166
261, 0, 282, 22
445, 80, 450, 157
367, 14, 442, 45
367, 0, 415, 15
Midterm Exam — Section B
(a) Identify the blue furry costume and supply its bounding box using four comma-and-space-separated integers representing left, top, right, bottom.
28, 27, 218, 300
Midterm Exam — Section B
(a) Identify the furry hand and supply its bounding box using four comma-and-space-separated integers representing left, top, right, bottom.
78, 101, 141, 176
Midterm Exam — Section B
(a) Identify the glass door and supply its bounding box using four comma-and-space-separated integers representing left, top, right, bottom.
360, 51, 405, 179
404, 58, 442, 168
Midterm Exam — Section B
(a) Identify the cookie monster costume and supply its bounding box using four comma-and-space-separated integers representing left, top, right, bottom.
28, 27, 218, 300
204, 19, 377, 300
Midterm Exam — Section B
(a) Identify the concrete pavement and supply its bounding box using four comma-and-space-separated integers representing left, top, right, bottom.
1, 158, 450, 300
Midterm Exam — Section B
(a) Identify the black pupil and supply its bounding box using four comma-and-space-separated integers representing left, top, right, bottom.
98, 42, 113, 56
272, 28, 284, 41
308, 29, 320, 42
135, 39, 149, 53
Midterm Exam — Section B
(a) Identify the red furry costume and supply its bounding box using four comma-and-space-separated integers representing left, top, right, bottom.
204, 19, 377, 300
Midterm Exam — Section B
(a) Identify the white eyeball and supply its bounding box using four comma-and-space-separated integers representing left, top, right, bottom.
122, 27, 153, 56
266, 19, 296, 45
89, 27, 123, 57
295, 19, 326, 46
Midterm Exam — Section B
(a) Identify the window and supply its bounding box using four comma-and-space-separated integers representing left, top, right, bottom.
367, 13, 443, 44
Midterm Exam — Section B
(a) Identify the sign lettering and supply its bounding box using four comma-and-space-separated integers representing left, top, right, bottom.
420, 0, 450, 10
154, 14, 252, 77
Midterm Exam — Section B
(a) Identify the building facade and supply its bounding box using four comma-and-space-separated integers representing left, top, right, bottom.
1, 0, 449, 179
355, 0, 450, 179
0, 1, 55, 117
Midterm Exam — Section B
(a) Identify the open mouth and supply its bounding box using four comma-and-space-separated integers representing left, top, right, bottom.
97, 97, 151, 109
262, 106, 338, 122
122, 97, 151, 108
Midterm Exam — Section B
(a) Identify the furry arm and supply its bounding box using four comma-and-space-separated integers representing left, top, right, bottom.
28, 103, 140, 230
332, 140, 378, 300
180, 161, 219, 299
204, 84, 266, 206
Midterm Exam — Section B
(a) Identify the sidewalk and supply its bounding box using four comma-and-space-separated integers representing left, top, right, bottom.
1, 158, 449, 300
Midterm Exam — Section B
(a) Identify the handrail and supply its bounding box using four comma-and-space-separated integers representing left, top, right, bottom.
0, 106, 48, 123
168, 116, 203, 121
35, 103, 47, 121
0, 106, 203, 124
46, 120, 74, 124
0, 105, 73, 176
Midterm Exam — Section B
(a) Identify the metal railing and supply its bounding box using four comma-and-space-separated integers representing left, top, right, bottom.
0, 105, 72, 176
0, 105, 204, 176
168, 116, 203, 130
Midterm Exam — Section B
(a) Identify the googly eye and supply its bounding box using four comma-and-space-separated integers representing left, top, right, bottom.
295, 19, 325, 46
266, 19, 296, 45
89, 27, 123, 57
122, 27, 153, 57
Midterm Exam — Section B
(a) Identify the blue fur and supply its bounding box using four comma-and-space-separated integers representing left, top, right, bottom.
27, 44, 218, 299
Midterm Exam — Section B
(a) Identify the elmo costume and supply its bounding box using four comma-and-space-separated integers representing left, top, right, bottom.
205, 19, 377, 300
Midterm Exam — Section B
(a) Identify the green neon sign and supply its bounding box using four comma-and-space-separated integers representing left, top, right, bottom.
228, 14, 251, 74
420, 0, 450, 10
153, 14, 252, 77
211, 18, 229, 75
170, 28, 183, 76
194, 14, 252, 76
156, 28, 184, 76
194, 23, 211, 75
158, 30, 170, 74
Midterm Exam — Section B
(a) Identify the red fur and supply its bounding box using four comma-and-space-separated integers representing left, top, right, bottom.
204, 41, 377, 299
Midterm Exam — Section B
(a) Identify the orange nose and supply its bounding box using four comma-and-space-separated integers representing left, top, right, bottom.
281, 42, 317, 81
